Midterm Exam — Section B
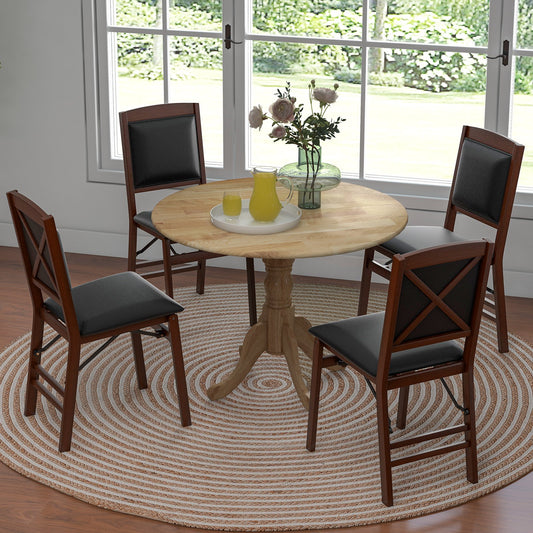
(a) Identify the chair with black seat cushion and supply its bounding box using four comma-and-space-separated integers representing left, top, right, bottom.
307, 240, 494, 506
120, 102, 257, 325
357, 125, 523, 353
7, 190, 191, 452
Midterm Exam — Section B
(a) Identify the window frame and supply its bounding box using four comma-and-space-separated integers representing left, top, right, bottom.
82, 0, 533, 219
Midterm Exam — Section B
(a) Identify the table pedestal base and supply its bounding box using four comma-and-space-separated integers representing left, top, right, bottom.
206, 258, 314, 409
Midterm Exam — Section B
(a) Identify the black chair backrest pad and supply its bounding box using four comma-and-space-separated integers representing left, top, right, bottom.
395, 258, 481, 342
128, 114, 201, 189
452, 138, 512, 224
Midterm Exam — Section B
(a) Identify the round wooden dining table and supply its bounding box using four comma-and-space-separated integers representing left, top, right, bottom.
152, 178, 408, 409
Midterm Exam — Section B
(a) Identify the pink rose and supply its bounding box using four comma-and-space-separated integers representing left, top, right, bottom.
269, 125, 287, 139
269, 98, 295, 123
248, 105, 265, 129
313, 87, 338, 104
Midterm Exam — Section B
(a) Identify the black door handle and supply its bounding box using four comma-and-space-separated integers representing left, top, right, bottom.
224, 24, 243, 49
487, 40, 509, 66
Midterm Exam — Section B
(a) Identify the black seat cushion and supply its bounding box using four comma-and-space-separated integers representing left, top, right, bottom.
45, 272, 183, 336
134, 210, 163, 236
380, 226, 466, 255
309, 312, 464, 377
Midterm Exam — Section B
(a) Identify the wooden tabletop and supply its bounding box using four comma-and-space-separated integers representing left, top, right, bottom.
152, 178, 408, 259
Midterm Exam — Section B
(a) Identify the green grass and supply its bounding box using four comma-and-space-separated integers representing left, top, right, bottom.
117, 69, 533, 189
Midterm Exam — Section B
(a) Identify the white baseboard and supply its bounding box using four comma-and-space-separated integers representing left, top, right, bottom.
1, 222, 532, 298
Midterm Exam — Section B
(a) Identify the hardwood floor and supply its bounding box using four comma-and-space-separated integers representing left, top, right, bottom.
1, 245, 532, 532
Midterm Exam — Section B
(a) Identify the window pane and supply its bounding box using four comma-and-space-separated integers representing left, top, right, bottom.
169, 37, 223, 165
114, 32, 163, 110
112, 32, 163, 157
251, 0, 362, 39
169, 0, 221, 31
511, 56, 533, 189
517, 0, 533, 48
370, 1, 489, 47
111, 0, 162, 28
249, 41, 360, 175
365, 51, 486, 181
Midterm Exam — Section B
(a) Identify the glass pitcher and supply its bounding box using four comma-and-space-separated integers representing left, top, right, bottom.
249, 166, 293, 222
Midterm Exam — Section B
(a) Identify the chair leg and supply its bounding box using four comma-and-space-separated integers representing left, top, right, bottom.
376, 386, 394, 506
196, 258, 206, 295
491, 262, 509, 354
127, 224, 138, 272
24, 314, 44, 416
246, 257, 257, 326
130, 332, 148, 389
58, 342, 81, 453
396, 386, 409, 429
358, 248, 375, 316
167, 314, 191, 427
162, 239, 174, 298
462, 370, 479, 484
306, 339, 324, 452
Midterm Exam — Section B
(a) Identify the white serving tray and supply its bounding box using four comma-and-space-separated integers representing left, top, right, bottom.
210, 199, 301, 234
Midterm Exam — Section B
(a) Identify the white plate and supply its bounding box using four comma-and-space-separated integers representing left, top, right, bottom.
210, 199, 301, 234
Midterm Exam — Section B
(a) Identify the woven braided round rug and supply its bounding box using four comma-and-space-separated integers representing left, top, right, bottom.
1, 283, 532, 531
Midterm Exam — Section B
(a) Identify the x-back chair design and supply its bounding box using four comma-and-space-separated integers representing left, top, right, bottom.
7, 190, 191, 452
357, 125, 523, 353
307, 240, 494, 506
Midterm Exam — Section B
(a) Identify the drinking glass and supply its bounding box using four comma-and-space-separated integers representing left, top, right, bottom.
222, 191, 242, 220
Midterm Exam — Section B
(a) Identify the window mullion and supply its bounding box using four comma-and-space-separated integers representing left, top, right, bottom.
486, 0, 513, 134
231, 0, 247, 179
359, 0, 370, 182
496, 0, 518, 134
162, 0, 169, 103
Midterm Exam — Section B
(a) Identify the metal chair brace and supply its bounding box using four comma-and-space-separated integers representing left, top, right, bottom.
32, 334, 61, 357
440, 377, 469, 415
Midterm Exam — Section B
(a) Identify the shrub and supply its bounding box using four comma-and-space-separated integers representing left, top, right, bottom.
116, 1, 222, 79
384, 12, 486, 92
368, 71, 405, 87
334, 68, 404, 87
334, 67, 360, 84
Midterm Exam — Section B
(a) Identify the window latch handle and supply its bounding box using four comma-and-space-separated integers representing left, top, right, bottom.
224, 24, 243, 49
487, 40, 509, 66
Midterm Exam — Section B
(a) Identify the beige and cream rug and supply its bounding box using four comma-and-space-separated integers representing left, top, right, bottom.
1, 283, 532, 531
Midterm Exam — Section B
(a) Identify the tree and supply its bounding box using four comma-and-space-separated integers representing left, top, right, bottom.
369, 0, 387, 73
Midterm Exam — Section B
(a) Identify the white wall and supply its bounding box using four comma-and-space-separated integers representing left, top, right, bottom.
1, 0, 532, 297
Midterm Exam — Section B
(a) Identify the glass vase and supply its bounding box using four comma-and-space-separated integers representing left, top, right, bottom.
279, 146, 341, 209
297, 183, 323, 209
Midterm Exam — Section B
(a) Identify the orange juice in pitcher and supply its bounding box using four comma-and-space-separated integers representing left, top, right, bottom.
249, 167, 293, 222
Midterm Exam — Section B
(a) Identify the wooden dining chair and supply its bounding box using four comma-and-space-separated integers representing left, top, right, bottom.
120, 102, 257, 325
307, 240, 494, 506
7, 190, 191, 452
357, 125, 524, 353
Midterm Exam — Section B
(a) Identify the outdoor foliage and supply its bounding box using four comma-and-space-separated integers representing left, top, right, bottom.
384, 12, 486, 92
115, 0, 533, 94
115, 0, 221, 79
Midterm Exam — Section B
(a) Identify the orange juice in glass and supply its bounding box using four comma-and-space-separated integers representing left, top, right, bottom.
222, 191, 242, 219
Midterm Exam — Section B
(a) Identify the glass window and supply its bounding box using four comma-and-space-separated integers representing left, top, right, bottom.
252, 0, 363, 39
84, 0, 533, 199
510, 0, 533, 188
365, 50, 486, 181
371, 1, 490, 47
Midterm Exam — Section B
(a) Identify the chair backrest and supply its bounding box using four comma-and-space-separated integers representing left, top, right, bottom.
119, 102, 207, 217
377, 240, 494, 379
7, 191, 78, 336
445, 126, 524, 259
